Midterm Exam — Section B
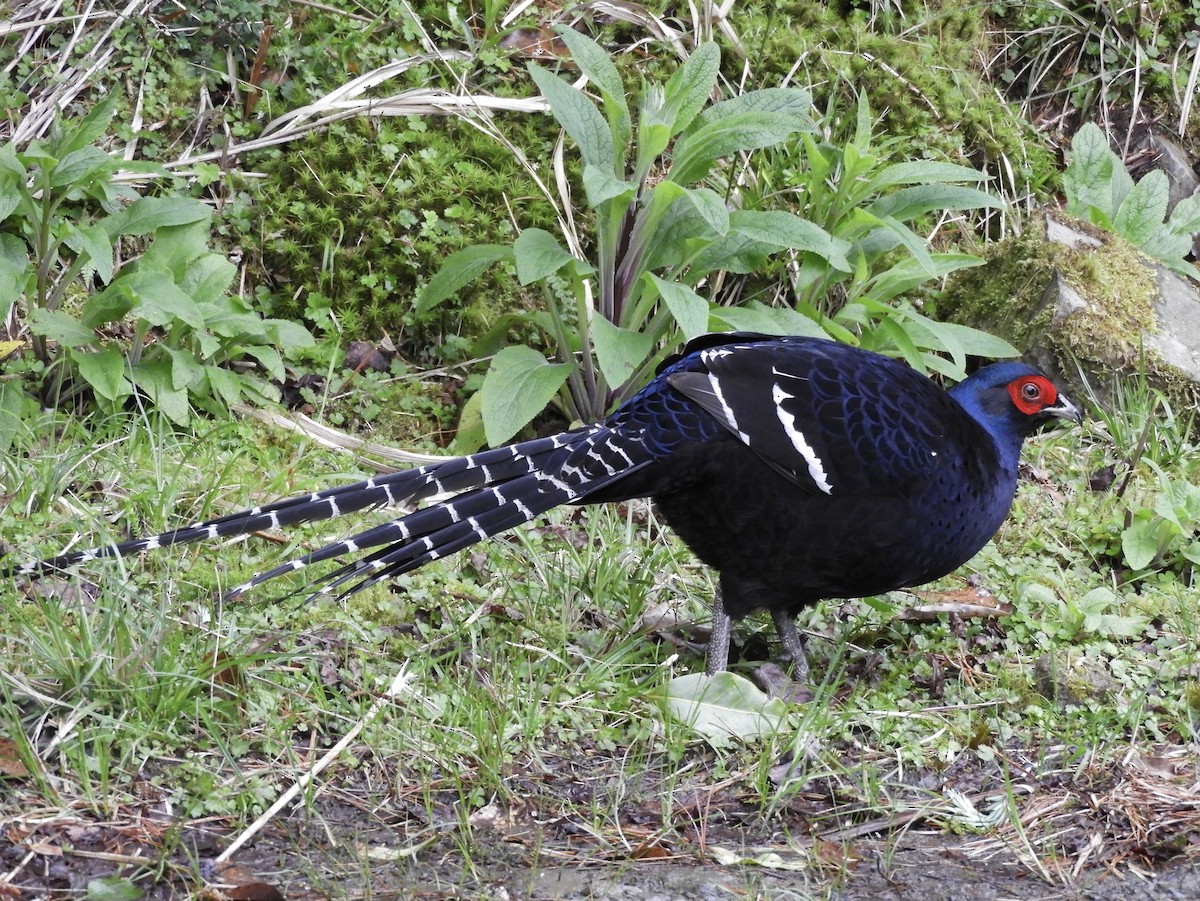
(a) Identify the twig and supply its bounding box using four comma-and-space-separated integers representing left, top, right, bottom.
215, 666, 414, 862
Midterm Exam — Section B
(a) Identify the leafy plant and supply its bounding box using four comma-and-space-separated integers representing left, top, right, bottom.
1063, 122, 1200, 279
422, 30, 846, 445
1121, 475, 1200, 573
0, 98, 313, 423
773, 91, 1014, 379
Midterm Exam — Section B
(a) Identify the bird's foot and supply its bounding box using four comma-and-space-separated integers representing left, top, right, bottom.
751, 662, 813, 704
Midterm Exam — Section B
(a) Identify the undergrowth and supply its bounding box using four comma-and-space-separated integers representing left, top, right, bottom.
2, 381, 1198, 893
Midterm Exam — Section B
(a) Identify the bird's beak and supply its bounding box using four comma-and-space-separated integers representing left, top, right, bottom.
1046, 394, 1082, 424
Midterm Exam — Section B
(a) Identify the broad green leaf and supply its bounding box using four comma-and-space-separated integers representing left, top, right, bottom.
0, 233, 25, 267
1139, 224, 1196, 269
865, 252, 984, 305
164, 345, 206, 389
582, 165, 636, 208
102, 196, 211, 238
867, 184, 1000, 222
1154, 478, 1200, 528
1121, 512, 1163, 571
699, 87, 812, 125
635, 117, 672, 172
205, 364, 245, 409
193, 327, 221, 359
591, 315, 654, 388
874, 315, 925, 371
928, 320, 1018, 359
57, 94, 119, 157
688, 230, 774, 275
887, 311, 1017, 370
137, 220, 211, 275
125, 270, 205, 329
0, 176, 21, 223
264, 319, 315, 353
180, 253, 236, 305
0, 380, 33, 453
470, 311, 548, 357
709, 302, 827, 338
244, 343, 284, 380
27, 308, 96, 346
17, 145, 57, 168
664, 672, 790, 746
0, 142, 26, 180
1065, 123, 1118, 221
871, 215, 936, 276
670, 111, 808, 186
552, 26, 630, 151
895, 307, 965, 369
680, 186, 729, 236
730, 211, 851, 272
660, 42, 720, 136
50, 146, 115, 190
64, 223, 114, 284
81, 281, 135, 329
1076, 587, 1148, 638
0, 255, 28, 321
1114, 170, 1169, 246
841, 140, 876, 183
647, 275, 708, 340
416, 244, 513, 315
866, 160, 990, 190
451, 388, 487, 454
480, 345, 573, 446
528, 63, 615, 172
1166, 190, 1200, 234
73, 349, 130, 402
130, 358, 191, 424
514, 228, 578, 285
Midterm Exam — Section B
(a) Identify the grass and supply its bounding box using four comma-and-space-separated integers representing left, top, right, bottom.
4, 1, 1200, 895
2, 383, 1199, 896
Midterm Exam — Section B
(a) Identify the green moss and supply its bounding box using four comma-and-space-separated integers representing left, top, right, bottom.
733, 1, 1055, 189
246, 115, 559, 359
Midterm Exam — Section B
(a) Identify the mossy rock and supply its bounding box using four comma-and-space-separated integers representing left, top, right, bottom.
940, 213, 1200, 414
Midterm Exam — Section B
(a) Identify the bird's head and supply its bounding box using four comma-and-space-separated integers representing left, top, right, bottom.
949, 362, 1081, 443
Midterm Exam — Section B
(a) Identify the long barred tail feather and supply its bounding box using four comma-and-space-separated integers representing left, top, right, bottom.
225, 426, 654, 599
19, 423, 657, 602
224, 468, 576, 600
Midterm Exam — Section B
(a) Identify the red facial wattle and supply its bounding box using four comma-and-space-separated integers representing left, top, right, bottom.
1007, 374, 1058, 415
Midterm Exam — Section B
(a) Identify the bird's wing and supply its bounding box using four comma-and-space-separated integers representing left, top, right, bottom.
667, 338, 963, 497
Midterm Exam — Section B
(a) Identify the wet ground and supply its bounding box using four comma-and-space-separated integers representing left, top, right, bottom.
6, 721, 1200, 899
5, 792, 1200, 900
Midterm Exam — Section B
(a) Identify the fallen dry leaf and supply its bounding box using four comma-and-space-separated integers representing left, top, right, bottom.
0, 737, 30, 779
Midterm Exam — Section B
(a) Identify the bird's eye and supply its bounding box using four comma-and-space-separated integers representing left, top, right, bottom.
1021, 381, 1041, 401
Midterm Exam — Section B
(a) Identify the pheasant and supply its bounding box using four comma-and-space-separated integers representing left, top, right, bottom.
18, 333, 1080, 678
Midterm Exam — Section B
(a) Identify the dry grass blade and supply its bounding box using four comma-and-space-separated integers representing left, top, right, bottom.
5, 0, 163, 145
963, 746, 1200, 877
231, 403, 450, 471
1178, 38, 1200, 135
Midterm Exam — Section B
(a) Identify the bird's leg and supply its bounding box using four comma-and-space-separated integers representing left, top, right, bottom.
706, 585, 732, 676
771, 610, 809, 686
